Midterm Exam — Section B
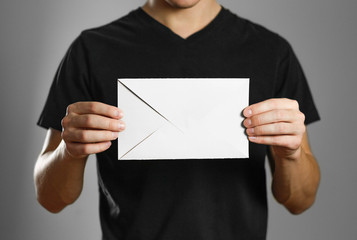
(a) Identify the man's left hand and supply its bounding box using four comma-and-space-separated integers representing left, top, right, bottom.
243, 98, 306, 160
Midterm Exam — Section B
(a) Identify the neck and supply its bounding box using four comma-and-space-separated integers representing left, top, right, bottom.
142, 0, 221, 39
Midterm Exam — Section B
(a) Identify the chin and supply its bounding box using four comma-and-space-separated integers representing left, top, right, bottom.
165, 0, 202, 9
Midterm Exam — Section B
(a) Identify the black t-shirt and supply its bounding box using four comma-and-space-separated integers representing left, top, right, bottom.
38, 7, 320, 240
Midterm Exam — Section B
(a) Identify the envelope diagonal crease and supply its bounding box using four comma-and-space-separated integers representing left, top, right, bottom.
118, 81, 183, 132
119, 129, 159, 159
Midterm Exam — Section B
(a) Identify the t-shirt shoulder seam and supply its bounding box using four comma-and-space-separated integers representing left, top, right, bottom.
235, 15, 291, 55
79, 8, 139, 37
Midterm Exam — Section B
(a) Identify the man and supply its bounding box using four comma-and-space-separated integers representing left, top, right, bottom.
34, 0, 320, 239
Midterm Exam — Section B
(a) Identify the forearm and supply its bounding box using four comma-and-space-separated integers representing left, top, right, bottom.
243, 99, 320, 214
270, 145, 320, 214
34, 140, 88, 213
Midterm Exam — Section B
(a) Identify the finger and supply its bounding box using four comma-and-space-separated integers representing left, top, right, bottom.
246, 122, 305, 136
67, 102, 123, 119
70, 114, 126, 131
66, 141, 112, 157
62, 129, 119, 143
243, 109, 301, 128
243, 98, 299, 117
248, 135, 302, 150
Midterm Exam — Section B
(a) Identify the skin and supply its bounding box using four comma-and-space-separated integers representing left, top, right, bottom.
34, 102, 125, 212
143, 0, 222, 39
243, 98, 320, 214
34, 0, 320, 214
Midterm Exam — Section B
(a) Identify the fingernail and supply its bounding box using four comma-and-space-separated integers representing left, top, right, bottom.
249, 136, 257, 140
247, 128, 254, 134
247, 119, 252, 126
247, 109, 252, 116
112, 132, 119, 138
118, 122, 125, 130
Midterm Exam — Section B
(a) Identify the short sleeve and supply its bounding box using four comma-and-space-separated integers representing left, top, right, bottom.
37, 35, 93, 131
274, 40, 320, 125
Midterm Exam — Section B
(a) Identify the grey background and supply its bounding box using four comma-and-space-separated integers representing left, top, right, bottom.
1, 0, 356, 239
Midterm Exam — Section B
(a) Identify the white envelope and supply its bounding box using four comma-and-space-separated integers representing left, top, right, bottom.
117, 78, 249, 160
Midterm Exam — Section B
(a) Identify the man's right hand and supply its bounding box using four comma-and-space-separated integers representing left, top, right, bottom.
61, 101, 125, 158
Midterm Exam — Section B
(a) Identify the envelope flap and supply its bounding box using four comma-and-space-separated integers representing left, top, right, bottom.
119, 79, 184, 128
118, 80, 167, 159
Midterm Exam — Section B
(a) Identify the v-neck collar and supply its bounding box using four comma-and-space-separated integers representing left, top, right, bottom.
136, 6, 227, 43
